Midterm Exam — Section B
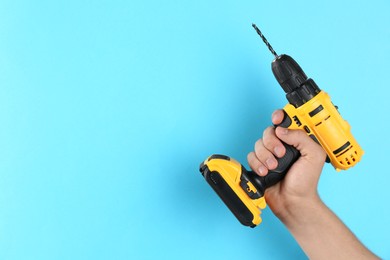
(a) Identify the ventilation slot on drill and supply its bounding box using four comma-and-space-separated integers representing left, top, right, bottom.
293, 116, 302, 127
350, 152, 357, 162
339, 149, 358, 166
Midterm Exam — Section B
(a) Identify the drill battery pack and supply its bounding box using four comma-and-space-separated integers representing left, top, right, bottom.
200, 155, 266, 227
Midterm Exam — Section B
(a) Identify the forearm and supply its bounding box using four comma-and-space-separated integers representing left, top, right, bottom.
279, 197, 378, 260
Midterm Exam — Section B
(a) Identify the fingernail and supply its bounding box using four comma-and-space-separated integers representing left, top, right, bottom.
266, 158, 276, 169
274, 146, 283, 157
258, 165, 266, 175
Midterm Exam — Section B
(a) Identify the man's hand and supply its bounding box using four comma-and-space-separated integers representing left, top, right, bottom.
247, 109, 378, 259
247, 109, 326, 219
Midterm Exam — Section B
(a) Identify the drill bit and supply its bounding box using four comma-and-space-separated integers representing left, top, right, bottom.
252, 23, 278, 57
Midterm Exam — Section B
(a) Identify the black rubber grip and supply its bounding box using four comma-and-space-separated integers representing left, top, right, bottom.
263, 111, 300, 188
262, 142, 300, 188
248, 110, 300, 193
247, 142, 300, 197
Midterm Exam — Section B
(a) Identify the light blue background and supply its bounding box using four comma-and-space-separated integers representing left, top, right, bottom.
0, 0, 389, 259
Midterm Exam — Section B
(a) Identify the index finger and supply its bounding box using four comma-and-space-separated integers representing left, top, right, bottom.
271, 110, 285, 125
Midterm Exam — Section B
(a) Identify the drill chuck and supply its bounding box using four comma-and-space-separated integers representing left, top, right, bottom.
272, 55, 320, 108
251, 23, 320, 107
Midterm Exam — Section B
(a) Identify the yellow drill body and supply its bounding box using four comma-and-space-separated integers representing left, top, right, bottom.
283, 90, 363, 170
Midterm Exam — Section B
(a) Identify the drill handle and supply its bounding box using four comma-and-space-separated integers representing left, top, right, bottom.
260, 142, 300, 188
249, 111, 300, 192
248, 142, 300, 195
264, 110, 300, 188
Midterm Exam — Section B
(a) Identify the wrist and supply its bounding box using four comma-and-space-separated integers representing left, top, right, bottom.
275, 194, 324, 226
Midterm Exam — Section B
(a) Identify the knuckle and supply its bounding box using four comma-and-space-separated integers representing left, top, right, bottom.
263, 126, 273, 137
272, 110, 284, 122
247, 152, 254, 162
263, 132, 278, 149
262, 136, 273, 148
247, 152, 260, 169
254, 138, 263, 151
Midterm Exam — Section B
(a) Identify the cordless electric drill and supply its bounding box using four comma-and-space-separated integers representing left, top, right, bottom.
199, 24, 364, 227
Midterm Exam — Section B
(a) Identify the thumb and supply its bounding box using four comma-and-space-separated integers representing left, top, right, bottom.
275, 127, 326, 163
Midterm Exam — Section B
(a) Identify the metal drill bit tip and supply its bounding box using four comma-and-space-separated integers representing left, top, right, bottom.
252, 23, 278, 57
